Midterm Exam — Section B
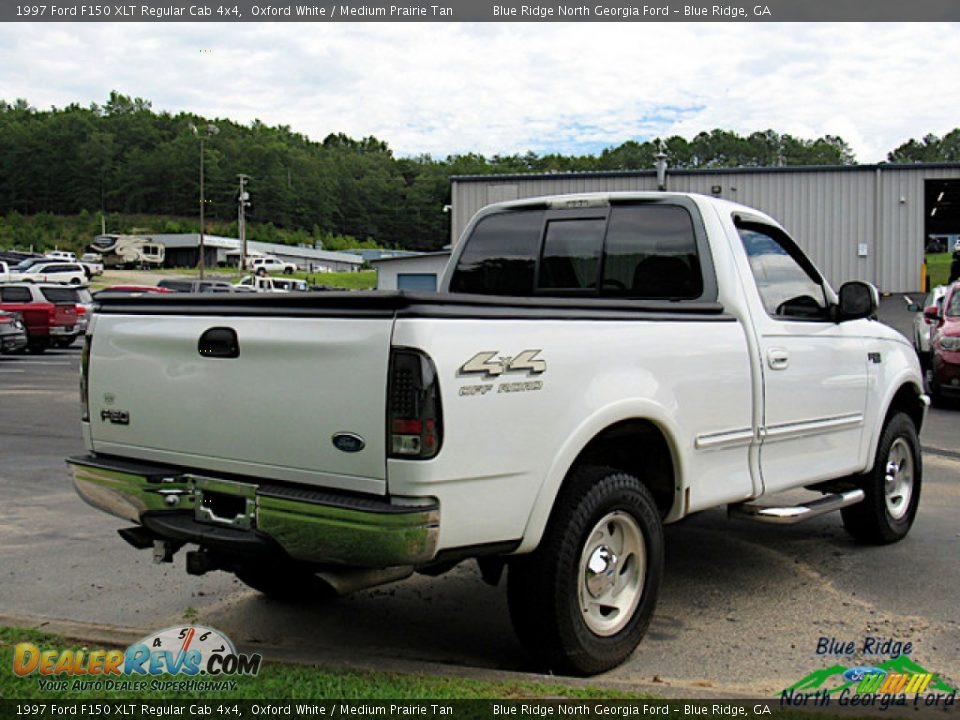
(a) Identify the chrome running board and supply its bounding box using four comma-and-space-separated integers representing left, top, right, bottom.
728, 489, 865, 524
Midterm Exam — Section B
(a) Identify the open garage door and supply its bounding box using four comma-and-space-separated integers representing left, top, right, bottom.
925, 179, 960, 289
926, 179, 960, 254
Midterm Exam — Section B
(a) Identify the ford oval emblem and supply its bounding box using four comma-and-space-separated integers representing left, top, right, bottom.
332, 433, 365, 453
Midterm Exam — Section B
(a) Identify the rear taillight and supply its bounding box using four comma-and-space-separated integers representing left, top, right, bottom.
80, 334, 92, 422
388, 349, 442, 459
0, 315, 10, 325
76, 305, 87, 316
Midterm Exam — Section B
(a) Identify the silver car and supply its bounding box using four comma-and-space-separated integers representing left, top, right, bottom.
905, 285, 947, 362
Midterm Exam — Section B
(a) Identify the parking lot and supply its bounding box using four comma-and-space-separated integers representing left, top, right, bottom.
1, 314, 958, 696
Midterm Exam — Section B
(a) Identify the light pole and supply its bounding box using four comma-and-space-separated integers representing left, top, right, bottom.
189, 123, 219, 278
238, 174, 250, 270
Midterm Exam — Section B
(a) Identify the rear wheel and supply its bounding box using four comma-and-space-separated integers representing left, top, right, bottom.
234, 561, 336, 602
507, 465, 664, 675
841, 412, 921, 544
27, 340, 47, 354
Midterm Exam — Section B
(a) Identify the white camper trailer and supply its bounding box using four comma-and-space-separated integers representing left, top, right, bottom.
90, 235, 165, 269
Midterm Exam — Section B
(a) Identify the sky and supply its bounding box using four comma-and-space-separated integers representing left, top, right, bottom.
0, 22, 957, 163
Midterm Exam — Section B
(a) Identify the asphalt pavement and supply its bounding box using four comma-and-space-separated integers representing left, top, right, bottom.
1, 303, 957, 696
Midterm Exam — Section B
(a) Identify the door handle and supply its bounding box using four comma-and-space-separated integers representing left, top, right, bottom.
767, 348, 789, 371
198, 327, 239, 359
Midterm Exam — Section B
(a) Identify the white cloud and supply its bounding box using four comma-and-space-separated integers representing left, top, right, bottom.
0, 21, 957, 162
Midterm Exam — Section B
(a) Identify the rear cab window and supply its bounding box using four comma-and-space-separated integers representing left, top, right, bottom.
449, 200, 712, 301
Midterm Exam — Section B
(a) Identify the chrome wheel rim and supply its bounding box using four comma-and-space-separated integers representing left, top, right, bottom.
577, 511, 645, 637
884, 437, 914, 521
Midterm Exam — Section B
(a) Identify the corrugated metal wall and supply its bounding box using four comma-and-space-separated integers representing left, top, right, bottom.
452, 165, 960, 292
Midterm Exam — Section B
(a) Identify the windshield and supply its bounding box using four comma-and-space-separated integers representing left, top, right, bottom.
947, 289, 960, 317
15, 258, 46, 271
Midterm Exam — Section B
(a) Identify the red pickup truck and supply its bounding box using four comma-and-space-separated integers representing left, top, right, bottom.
0, 283, 79, 353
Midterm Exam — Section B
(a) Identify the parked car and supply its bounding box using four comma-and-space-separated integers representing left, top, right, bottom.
11, 260, 87, 285
71, 192, 926, 675
0, 283, 79, 352
93, 285, 172, 298
0, 310, 28, 354
80, 253, 105, 278
905, 285, 948, 364
0, 261, 11, 283
233, 275, 309, 293
250, 256, 297, 275
926, 281, 960, 406
46, 250, 78, 262
157, 278, 237, 293
34, 285, 91, 347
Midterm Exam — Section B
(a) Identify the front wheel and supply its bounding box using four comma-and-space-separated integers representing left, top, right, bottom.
841, 412, 921, 544
507, 465, 664, 675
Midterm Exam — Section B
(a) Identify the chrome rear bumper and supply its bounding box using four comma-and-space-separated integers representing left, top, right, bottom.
67, 454, 439, 567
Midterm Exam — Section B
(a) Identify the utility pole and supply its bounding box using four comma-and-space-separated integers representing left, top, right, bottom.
199, 137, 206, 278
189, 123, 219, 279
238, 174, 250, 270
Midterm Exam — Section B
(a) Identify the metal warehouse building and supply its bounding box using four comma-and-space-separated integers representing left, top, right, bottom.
450, 163, 960, 293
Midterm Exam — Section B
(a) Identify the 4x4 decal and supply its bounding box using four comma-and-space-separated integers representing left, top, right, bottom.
458, 350, 547, 378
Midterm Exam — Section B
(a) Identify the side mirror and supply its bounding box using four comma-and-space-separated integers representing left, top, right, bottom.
837, 281, 878, 321
923, 305, 942, 324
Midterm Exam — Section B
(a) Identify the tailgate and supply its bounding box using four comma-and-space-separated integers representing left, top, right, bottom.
87, 313, 393, 495
53, 304, 77, 326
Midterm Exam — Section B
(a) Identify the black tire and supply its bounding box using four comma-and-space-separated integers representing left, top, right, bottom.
53, 337, 77, 349
928, 371, 949, 409
27, 341, 47, 354
841, 412, 921, 544
234, 562, 337, 602
507, 465, 664, 675
283, 267, 293, 275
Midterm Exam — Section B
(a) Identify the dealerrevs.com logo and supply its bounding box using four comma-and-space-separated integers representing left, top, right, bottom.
13, 625, 262, 693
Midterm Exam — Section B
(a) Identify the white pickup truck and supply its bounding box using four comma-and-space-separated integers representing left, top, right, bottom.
68, 193, 926, 675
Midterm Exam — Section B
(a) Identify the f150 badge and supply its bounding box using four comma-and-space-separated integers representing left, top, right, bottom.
458, 349, 546, 397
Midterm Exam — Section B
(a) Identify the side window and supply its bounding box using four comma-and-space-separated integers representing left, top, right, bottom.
738, 224, 828, 319
450, 210, 544, 295
602, 205, 702, 299
1, 287, 32, 302
538, 218, 606, 291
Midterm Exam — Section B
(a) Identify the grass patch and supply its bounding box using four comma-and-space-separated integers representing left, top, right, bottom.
1, 626, 650, 701
926, 253, 953, 288
303, 270, 376, 290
